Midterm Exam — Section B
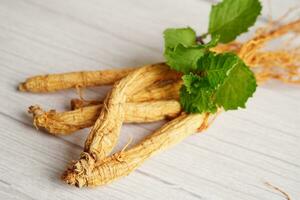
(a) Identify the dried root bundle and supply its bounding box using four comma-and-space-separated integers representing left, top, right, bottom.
83, 64, 179, 160
237, 19, 300, 84
61, 64, 180, 183
29, 100, 181, 135
62, 20, 300, 187
62, 113, 212, 187
21, 17, 300, 189
252, 50, 300, 83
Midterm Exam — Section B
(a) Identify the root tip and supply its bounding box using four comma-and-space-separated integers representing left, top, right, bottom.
18, 83, 27, 92
28, 105, 44, 115
61, 170, 77, 186
61, 168, 87, 188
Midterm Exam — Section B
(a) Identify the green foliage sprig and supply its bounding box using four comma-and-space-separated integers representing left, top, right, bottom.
163, 0, 261, 113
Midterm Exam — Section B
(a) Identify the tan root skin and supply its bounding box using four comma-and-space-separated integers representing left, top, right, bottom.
19, 67, 137, 93
84, 63, 179, 160
70, 80, 181, 109
63, 63, 180, 184
237, 19, 300, 84
62, 113, 211, 187
19, 64, 181, 93
29, 100, 181, 135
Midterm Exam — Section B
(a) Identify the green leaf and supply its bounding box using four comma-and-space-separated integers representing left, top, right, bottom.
163, 27, 220, 73
196, 52, 237, 88
164, 27, 197, 50
165, 44, 206, 74
180, 74, 217, 113
179, 53, 257, 113
214, 56, 257, 110
208, 0, 262, 43
163, 27, 205, 73
182, 73, 206, 94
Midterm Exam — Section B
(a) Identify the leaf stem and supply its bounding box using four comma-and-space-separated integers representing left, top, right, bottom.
196, 36, 205, 44
201, 32, 209, 39
196, 33, 209, 44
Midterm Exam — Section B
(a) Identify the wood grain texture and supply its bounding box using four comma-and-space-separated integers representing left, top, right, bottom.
0, 0, 299, 199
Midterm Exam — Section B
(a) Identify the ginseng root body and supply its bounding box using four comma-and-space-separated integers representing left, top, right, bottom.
19, 67, 136, 93
70, 80, 181, 109
19, 65, 181, 93
63, 113, 212, 187
29, 100, 181, 135
65, 64, 180, 182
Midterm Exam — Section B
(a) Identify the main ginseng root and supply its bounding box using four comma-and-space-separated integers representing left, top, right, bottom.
29, 100, 181, 135
62, 113, 213, 187
19, 67, 137, 93
65, 64, 180, 182
19, 63, 181, 93
70, 80, 181, 109
84, 64, 179, 159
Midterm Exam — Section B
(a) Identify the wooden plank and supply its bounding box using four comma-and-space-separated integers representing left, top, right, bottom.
0, 114, 206, 200
0, 0, 299, 199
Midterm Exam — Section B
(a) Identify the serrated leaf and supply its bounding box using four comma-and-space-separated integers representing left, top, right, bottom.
214, 56, 257, 110
164, 27, 196, 50
196, 52, 237, 87
208, 0, 262, 43
163, 27, 220, 73
182, 73, 209, 94
163, 27, 206, 73
165, 44, 206, 74
180, 78, 217, 113
179, 53, 257, 113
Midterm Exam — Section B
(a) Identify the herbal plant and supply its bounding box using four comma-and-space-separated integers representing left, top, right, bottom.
164, 0, 262, 113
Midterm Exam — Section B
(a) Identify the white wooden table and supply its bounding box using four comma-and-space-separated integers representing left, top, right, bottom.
0, 0, 299, 199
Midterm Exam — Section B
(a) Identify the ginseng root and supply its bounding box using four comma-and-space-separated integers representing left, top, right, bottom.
84, 64, 179, 159
64, 64, 180, 182
250, 50, 300, 84
70, 80, 182, 109
19, 63, 181, 93
70, 99, 102, 110
62, 113, 213, 187
18, 67, 137, 93
237, 20, 300, 84
29, 100, 181, 135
